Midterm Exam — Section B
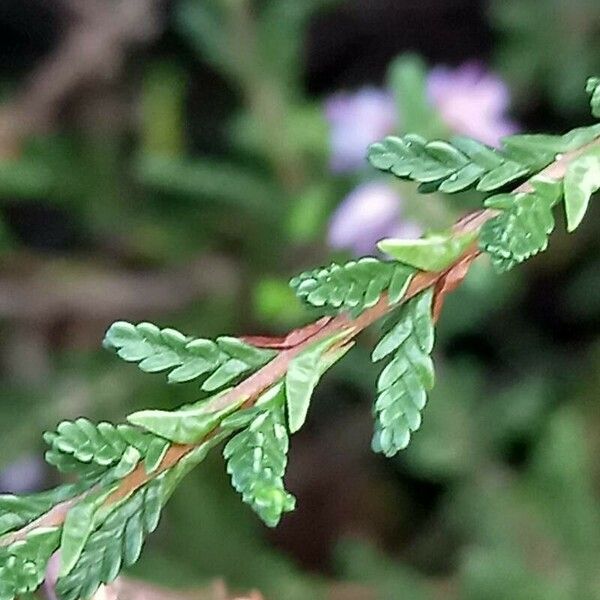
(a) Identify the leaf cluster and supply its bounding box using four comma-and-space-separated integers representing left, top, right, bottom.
44, 418, 170, 480
223, 389, 295, 527
290, 258, 415, 315
479, 177, 561, 272
368, 126, 600, 194
104, 321, 276, 391
0, 77, 598, 599
371, 289, 436, 456
480, 144, 600, 271
55, 478, 164, 600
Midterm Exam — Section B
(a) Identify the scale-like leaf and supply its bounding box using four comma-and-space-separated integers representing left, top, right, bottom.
291, 258, 415, 315
371, 289, 435, 457
563, 147, 600, 232
223, 392, 295, 527
59, 495, 104, 577
285, 331, 352, 434
0, 484, 84, 537
0, 527, 61, 600
378, 230, 477, 272
44, 419, 170, 478
368, 133, 551, 193
368, 127, 600, 194
479, 177, 563, 272
103, 321, 275, 389
55, 478, 164, 600
127, 391, 246, 444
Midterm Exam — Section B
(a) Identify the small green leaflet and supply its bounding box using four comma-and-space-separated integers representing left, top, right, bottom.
0, 526, 61, 599
563, 147, 600, 232
223, 394, 295, 527
368, 133, 536, 194
479, 177, 562, 272
0, 484, 84, 537
59, 487, 114, 577
371, 288, 435, 457
368, 125, 600, 195
285, 330, 354, 434
221, 383, 284, 431
291, 258, 415, 316
103, 321, 275, 389
378, 230, 477, 272
55, 478, 164, 600
127, 390, 246, 444
44, 418, 170, 479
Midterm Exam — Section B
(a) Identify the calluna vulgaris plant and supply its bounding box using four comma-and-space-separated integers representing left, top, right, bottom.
1, 79, 599, 600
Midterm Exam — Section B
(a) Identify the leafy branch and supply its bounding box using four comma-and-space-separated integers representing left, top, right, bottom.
0, 78, 598, 600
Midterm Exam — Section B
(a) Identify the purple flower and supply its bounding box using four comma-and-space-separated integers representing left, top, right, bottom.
328, 182, 420, 256
0, 454, 45, 494
427, 62, 518, 147
325, 88, 396, 173
325, 63, 517, 257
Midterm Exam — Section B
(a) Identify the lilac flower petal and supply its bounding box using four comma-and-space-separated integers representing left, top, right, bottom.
0, 454, 46, 494
386, 220, 423, 241
328, 182, 411, 255
427, 62, 519, 147
325, 88, 397, 173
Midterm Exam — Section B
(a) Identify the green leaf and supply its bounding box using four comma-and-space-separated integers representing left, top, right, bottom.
220, 406, 266, 431
378, 230, 477, 272
285, 331, 352, 434
368, 134, 533, 193
291, 258, 415, 316
0, 527, 61, 599
479, 177, 563, 272
44, 418, 170, 478
476, 160, 530, 191
55, 478, 165, 600
104, 321, 275, 390
563, 147, 600, 232
371, 289, 435, 457
0, 484, 84, 537
143, 437, 170, 473
368, 126, 600, 193
216, 336, 274, 367
127, 391, 246, 444
223, 395, 295, 527
587, 77, 600, 118
59, 488, 113, 578
201, 358, 250, 391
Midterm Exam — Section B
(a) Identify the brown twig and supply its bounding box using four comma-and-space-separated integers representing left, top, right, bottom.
2, 135, 599, 548
0, 0, 165, 156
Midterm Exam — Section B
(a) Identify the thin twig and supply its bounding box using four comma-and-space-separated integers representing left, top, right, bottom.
0, 0, 165, 155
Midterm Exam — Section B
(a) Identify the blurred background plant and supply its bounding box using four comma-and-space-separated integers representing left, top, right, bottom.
0, 0, 598, 598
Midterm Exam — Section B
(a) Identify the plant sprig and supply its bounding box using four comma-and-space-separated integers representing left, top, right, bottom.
0, 77, 598, 600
